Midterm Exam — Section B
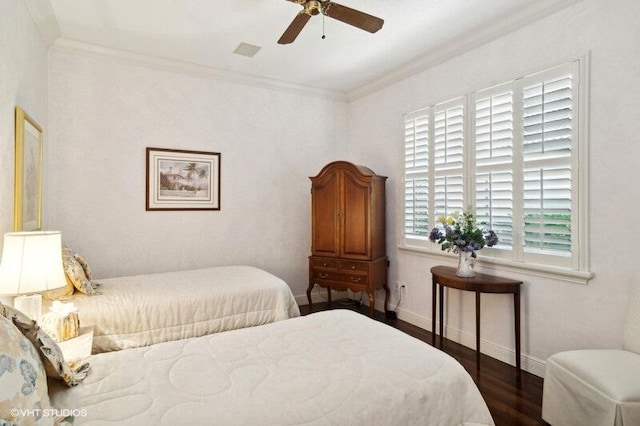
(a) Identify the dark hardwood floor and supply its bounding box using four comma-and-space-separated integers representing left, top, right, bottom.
300, 300, 546, 426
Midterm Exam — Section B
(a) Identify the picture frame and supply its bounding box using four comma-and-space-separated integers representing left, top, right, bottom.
146, 147, 221, 211
14, 106, 43, 231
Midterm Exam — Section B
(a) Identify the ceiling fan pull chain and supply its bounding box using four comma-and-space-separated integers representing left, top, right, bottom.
322, 13, 326, 39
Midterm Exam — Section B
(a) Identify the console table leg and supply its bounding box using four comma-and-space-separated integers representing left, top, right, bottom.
476, 291, 481, 370
432, 279, 437, 346
439, 285, 444, 346
515, 292, 521, 378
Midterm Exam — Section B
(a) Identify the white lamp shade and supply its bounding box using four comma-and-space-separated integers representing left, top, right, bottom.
0, 231, 67, 296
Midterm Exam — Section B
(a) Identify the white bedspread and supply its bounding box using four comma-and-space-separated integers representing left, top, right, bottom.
50, 265, 299, 353
50, 310, 494, 425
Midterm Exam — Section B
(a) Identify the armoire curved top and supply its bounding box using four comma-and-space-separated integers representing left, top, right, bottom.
310, 161, 385, 180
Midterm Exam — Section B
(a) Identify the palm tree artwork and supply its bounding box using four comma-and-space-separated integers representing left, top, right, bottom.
159, 160, 210, 198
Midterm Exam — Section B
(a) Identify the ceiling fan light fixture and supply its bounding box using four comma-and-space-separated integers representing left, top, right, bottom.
304, 0, 322, 15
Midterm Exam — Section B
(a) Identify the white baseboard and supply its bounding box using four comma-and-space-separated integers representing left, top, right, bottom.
441, 320, 547, 377
376, 294, 547, 377
393, 305, 546, 378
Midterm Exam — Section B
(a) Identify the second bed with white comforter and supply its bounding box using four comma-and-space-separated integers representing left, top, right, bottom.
50, 310, 494, 425
50, 265, 300, 353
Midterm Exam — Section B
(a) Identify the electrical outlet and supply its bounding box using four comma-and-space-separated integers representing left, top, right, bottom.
395, 281, 408, 295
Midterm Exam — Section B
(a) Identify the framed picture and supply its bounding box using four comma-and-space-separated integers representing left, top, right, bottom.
14, 106, 43, 231
146, 147, 221, 211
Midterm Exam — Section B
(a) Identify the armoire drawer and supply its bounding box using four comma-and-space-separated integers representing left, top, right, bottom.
334, 273, 369, 286
310, 258, 339, 270
310, 269, 336, 281
310, 268, 369, 286
338, 261, 370, 273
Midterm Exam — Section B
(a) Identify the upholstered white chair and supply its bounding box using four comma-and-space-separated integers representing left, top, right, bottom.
542, 282, 640, 426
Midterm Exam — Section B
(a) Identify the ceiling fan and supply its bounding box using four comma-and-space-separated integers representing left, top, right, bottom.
278, 0, 384, 45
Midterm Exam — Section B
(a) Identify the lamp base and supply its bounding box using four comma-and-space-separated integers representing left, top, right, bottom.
14, 294, 42, 321
0, 295, 15, 307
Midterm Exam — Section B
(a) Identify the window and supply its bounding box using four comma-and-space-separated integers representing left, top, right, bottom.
402, 61, 588, 276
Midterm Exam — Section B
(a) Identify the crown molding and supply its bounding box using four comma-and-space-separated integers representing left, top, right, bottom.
51, 38, 348, 103
34, 0, 583, 103
348, 0, 585, 101
23, 0, 61, 47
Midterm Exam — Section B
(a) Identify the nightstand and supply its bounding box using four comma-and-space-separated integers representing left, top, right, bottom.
57, 326, 94, 362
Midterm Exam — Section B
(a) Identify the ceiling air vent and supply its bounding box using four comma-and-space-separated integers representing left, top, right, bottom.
233, 42, 262, 58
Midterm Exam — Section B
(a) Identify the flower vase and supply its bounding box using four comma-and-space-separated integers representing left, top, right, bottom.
456, 251, 475, 278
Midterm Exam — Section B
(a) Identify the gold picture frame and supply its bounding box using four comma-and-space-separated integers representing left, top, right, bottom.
14, 106, 43, 231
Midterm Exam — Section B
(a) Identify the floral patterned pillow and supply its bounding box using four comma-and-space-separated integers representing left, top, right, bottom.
61, 247, 98, 296
0, 304, 90, 387
73, 252, 93, 281
0, 314, 51, 425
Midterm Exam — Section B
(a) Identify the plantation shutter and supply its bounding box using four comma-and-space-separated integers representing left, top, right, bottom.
433, 99, 465, 221
404, 109, 430, 239
474, 87, 514, 250
520, 65, 574, 257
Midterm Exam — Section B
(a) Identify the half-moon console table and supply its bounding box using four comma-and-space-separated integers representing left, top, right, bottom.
430, 265, 523, 377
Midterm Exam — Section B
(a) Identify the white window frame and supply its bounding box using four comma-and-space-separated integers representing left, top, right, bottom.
400, 57, 591, 284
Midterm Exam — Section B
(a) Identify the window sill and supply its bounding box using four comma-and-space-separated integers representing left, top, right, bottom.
397, 244, 593, 285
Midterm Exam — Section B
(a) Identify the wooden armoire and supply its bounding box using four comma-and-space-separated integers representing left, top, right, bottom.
307, 161, 389, 315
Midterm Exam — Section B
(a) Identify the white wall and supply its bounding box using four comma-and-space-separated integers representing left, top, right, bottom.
0, 0, 49, 235
47, 45, 348, 299
347, 0, 640, 376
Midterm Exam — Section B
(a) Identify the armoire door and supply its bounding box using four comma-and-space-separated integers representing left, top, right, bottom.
311, 171, 341, 257
341, 170, 371, 259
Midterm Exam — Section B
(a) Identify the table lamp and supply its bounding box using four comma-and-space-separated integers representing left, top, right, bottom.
0, 231, 67, 320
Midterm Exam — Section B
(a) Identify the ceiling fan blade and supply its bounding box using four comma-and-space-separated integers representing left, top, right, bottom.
324, 2, 384, 33
278, 12, 312, 44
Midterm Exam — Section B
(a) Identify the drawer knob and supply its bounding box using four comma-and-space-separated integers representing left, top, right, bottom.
323, 263, 327, 266
319, 273, 329, 278
351, 265, 356, 270
350, 277, 361, 283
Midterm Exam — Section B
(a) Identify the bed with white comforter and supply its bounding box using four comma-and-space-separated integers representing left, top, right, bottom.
49, 310, 494, 425
48, 265, 300, 353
